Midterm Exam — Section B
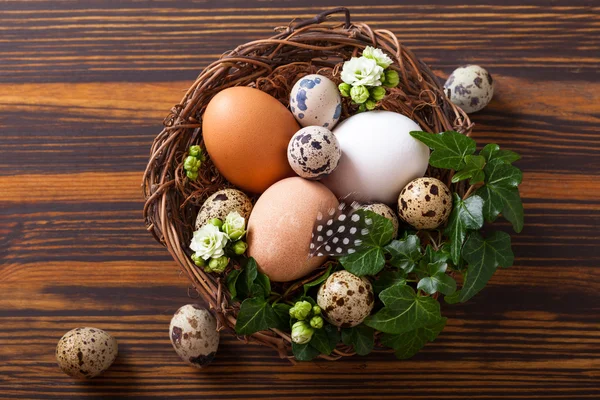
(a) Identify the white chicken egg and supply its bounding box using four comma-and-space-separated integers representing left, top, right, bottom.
289, 74, 342, 129
444, 65, 494, 113
321, 111, 430, 205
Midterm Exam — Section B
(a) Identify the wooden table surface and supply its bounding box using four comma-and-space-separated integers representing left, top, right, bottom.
1, 1, 598, 398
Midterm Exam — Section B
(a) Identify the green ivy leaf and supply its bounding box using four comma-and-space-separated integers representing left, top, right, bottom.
476, 159, 524, 232
446, 231, 514, 304
292, 342, 320, 361
303, 266, 332, 295
417, 273, 457, 296
235, 297, 279, 335
423, 245, 451, 264
235, 257, 258, 299
364, 284, 442, 334
255, 273, 271, 298
272, 303, 292, 330
339, 211, 394, 276
452, 154, 486, 185
385, 234, 422, 272
480, 143, 521, 164
226, 269, 241, 300
309, 325, 340, 356
371, 270, 407, 294
410, 130, 476, 170
339, 247, 385, 276
444, 194, 484, 265
381, 317, 447, 359
341, 325, 375, 356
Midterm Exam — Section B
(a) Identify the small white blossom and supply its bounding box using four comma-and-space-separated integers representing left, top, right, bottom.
340, 57, 384, 87
362, 46, 393, 68
223, 211, 246, 241
190, 224, 228, 260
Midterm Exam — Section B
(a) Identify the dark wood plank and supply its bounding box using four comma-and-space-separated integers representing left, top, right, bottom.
0, 1, 599, 399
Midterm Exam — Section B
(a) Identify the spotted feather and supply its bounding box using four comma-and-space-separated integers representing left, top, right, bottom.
309, 202, 372, 258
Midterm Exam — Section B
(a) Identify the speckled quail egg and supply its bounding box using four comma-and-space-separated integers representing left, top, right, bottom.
444, 65, 494, 113
56, 327, 118, 379
317, 270, 375, 328
289, 74, 342, 129
195, 189, 253, 229
169, 304, 219, 368
361, 203, 400, 238
287, 126, 342, 180
398, 177, 452, 230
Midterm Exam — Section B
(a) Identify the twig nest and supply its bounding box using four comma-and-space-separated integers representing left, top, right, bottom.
398, 177, 452, 230
361, 203, 399, 238
195, 189, 253, 229
317, 270, 374, 328
444, 65, 494, 113
56, 327, 118, 379
169, 305, 219, 369
287, 126, 341, 180
289, 74, 342, 128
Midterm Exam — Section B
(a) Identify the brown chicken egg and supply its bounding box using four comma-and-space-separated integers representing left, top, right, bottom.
397, 177, 453, 230
247, 177, 339, 282
202, 87, 300, 193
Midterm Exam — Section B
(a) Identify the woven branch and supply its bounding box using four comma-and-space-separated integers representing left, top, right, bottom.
142, 8, 472, 361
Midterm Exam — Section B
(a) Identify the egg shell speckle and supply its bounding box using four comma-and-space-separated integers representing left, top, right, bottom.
287, 126, 341, 180
398, 178, 452, 230
361, 203, 399, 238
195, 189, 253, 229
317, 270, 374, 328
56, 327, 118, 379
169, 305, 219, 369
444, 65, 494, 113
290, 74, 342, 129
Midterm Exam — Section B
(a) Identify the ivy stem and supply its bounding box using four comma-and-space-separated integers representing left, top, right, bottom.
462, 183, 482, 200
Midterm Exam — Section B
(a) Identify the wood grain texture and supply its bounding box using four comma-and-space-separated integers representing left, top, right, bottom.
0, 0, 599, 399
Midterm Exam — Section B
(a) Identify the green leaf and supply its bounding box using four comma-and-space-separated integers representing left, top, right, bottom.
226, 269, 241, 300
423, 245, 451, 264
341, 325, 375, 356
292, 342, 320, 361
339, 246, 385, 276
359, 210, 395, 247
417, 273, 456, 296
339, 211, 394, 276
480, 143, 521, 164
236, 257, 258, 299
452, 154, 486, 185
309, 325, 340, 356
303, 266, 332, 295
444, 194, 484, 265
235, 297, 279, 335
255, 272, 271, 298
385, 235, 422, 272
381, 317, 447, 359
410, 130, 476, 170
364, 284, 442, 334
446, 231, 513, 304
477, 159, 524, 232
272, 303, 292, 330
371, 270, 407, 294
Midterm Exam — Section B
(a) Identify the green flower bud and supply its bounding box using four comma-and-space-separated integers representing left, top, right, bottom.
184, 156, 198, 171
338, 82, 352, 97
208, 218, 223, 228
312, 305, 321, 315
365, 99, 377, 111
309, 315, 324, 329
188, 145, 201, 158
186, 170, 198, 180
370, 86, 386, 101
191, 253, 205, 267
358, 103, 367, 113
289, 300, 312, 321
350, 85, 370, 104
208, 256, 229, 273
291, 321, 314, 344
383, 70, 400, 88
232, 240, 247, 255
